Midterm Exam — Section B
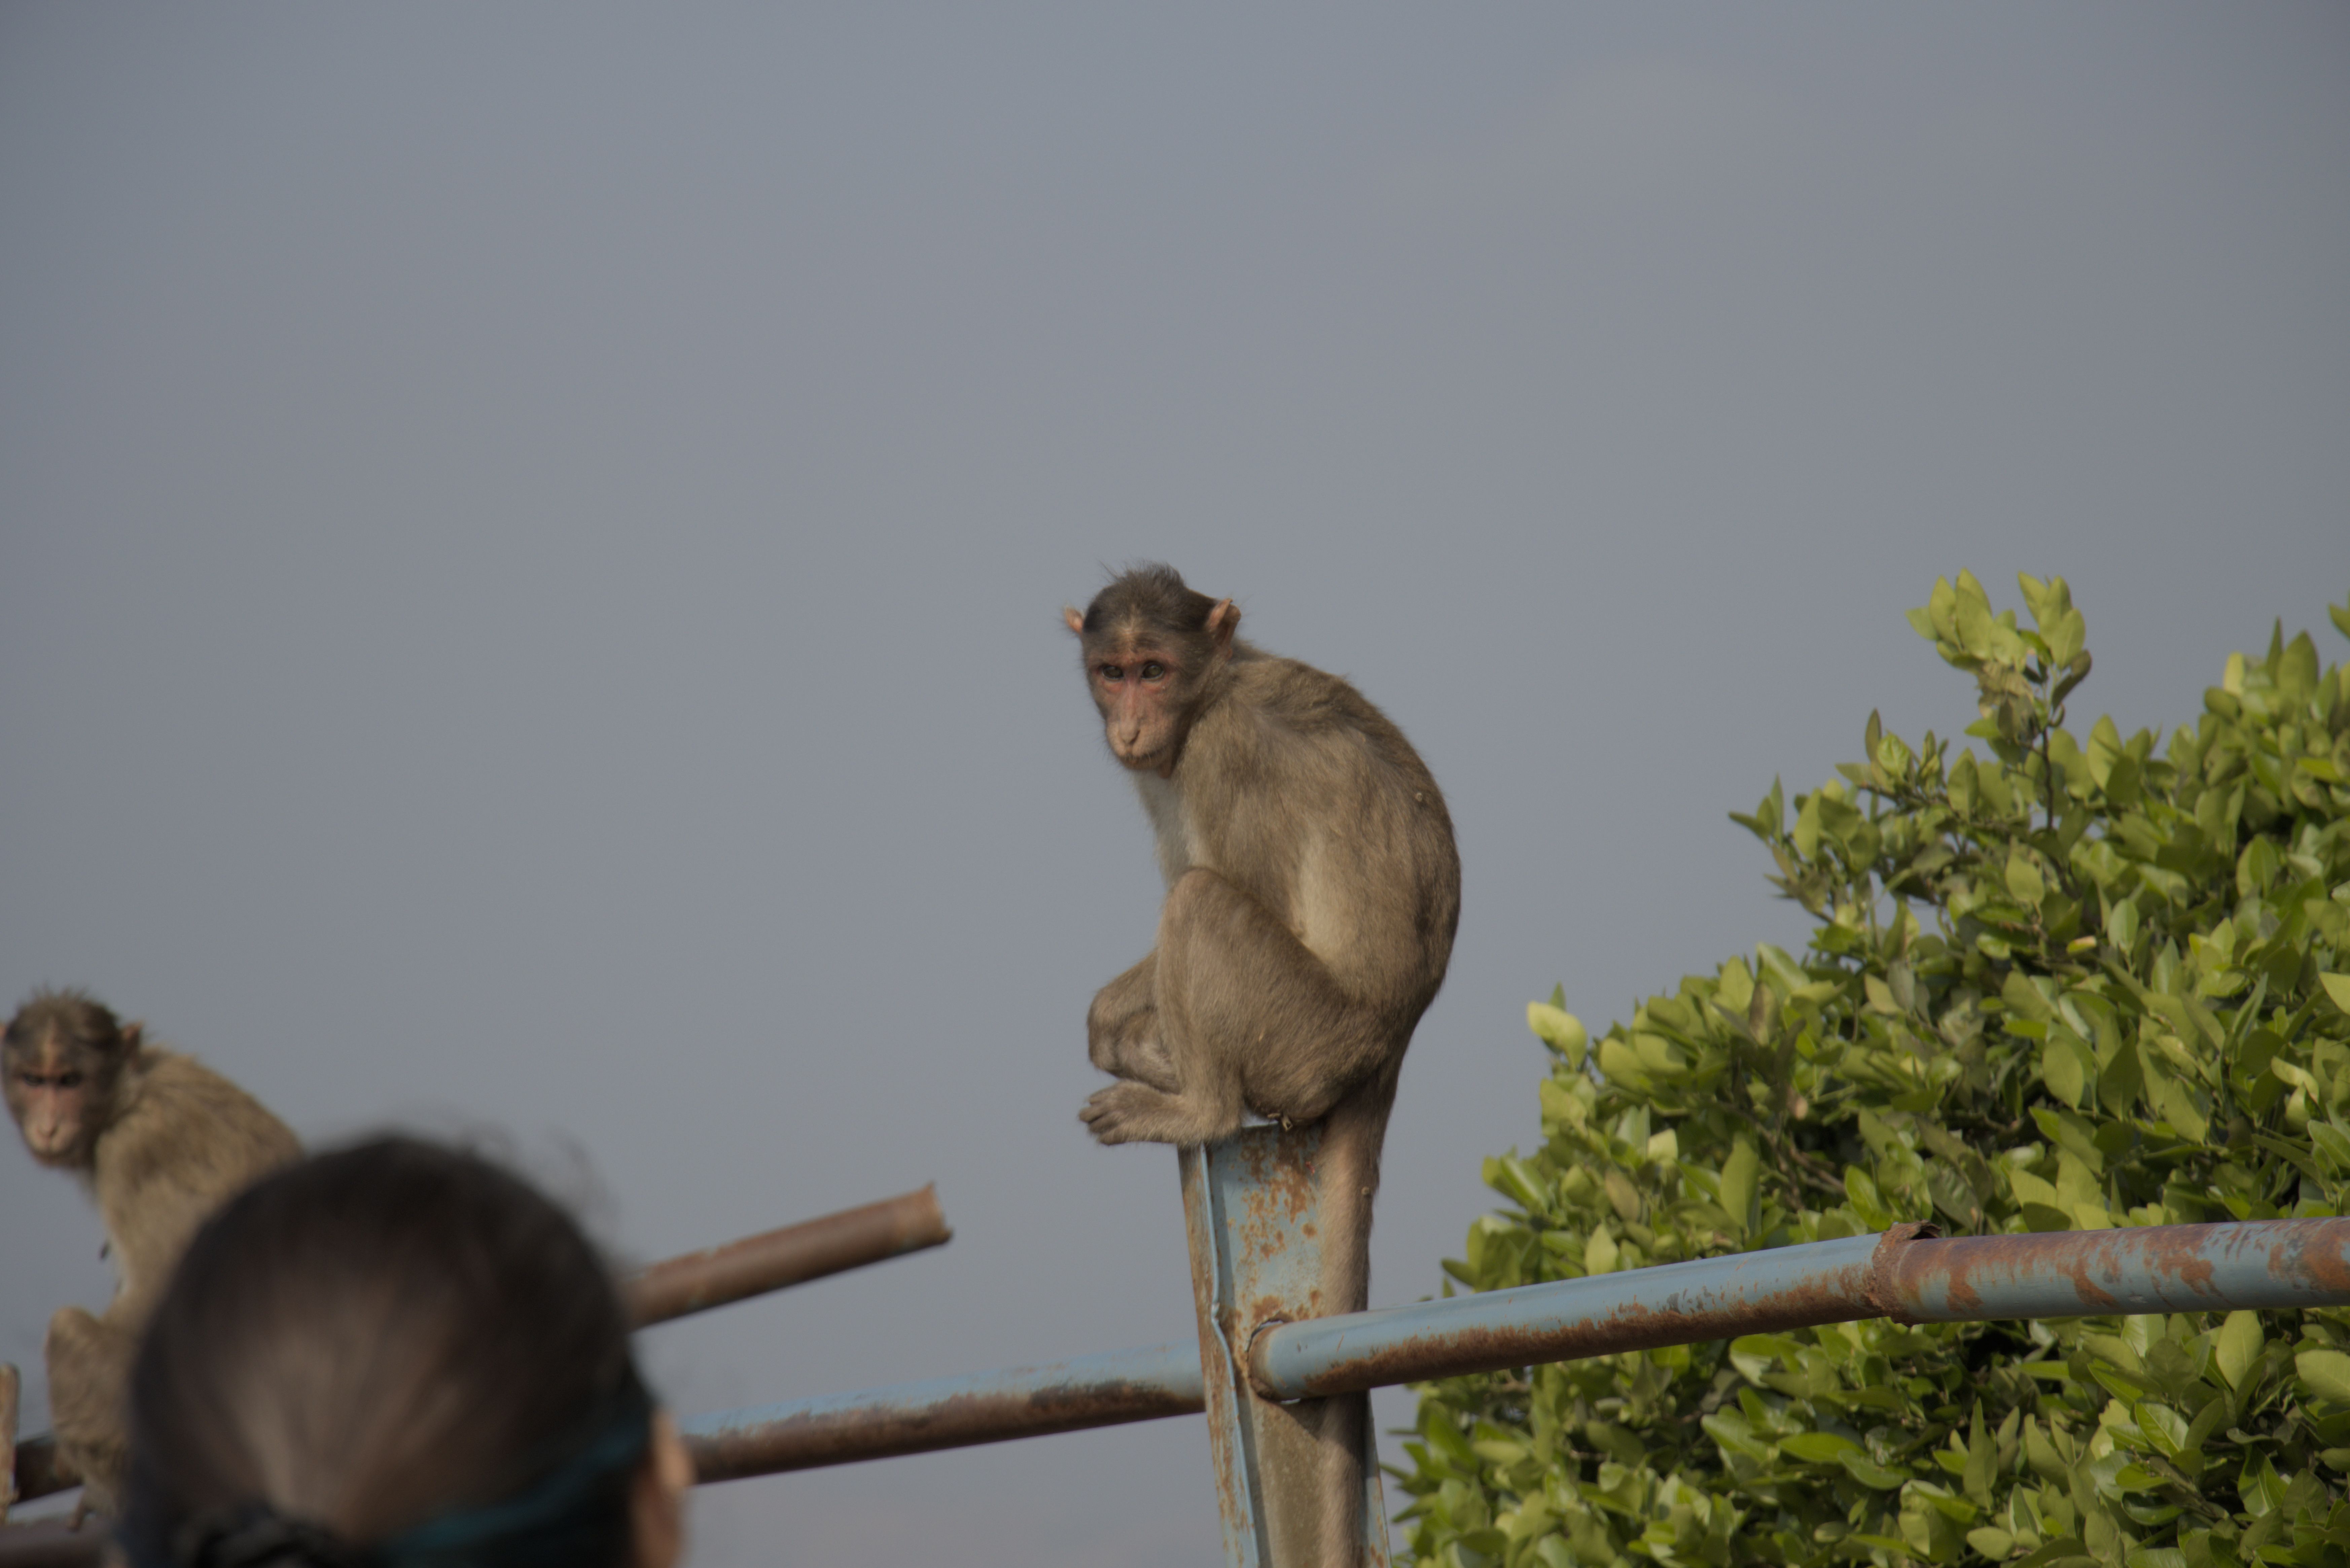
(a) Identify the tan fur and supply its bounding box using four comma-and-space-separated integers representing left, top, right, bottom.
1070, 568, 1460, 1567
4, 995, 299, 1514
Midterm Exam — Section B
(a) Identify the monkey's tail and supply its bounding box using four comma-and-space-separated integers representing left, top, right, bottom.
1306, 1067, 1402, 1567
1314, 1065, 1399, 1317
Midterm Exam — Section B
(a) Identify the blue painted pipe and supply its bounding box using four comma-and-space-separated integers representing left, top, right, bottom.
1251, 1218, 2350, 1399
673, 1219, 2350, 1480
1250, 1231, 1892, 1400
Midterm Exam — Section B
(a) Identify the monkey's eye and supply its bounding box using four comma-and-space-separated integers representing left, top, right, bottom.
1141, 661, 1166, 680
1100, 664, 1124, 682
56, 1072, 81, 1089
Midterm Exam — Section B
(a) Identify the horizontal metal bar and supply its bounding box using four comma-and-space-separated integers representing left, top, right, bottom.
22, 1218, 2342, 1511
626, 1184, 952, 1327
4, 1440, 65, 1516
683, 1342, 1206, 1483
0, 1521, 103, 1568
1251, 1219, 2350, 1398
1252, 1230, 1896, 1398
1891, 1218, 2350, 1320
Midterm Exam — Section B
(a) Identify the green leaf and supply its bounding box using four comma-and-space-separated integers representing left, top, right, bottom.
2296, 1348, 2350, 1403
2006, 852, 2047, 905
2041, 1032, 2089, 1109
2215, 1311, 2264, 1390
1837, 1449, 1911, 1490
1526, 1002, 1589, 1068
1844, 1167, 1894, 1230
1776, 1431, 1856, 1465
2320, 973, 2350, 1017
1968, 1528, 2016, 1560
1718, 1138, 1759, 1238
2137, 1402, 2189, 1459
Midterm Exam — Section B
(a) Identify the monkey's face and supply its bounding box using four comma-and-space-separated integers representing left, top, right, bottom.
4, 1043, 100, 1167
1084, 639, 1192, 773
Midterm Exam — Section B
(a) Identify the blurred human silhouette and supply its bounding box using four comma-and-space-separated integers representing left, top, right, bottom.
117, 1137, 693, 1568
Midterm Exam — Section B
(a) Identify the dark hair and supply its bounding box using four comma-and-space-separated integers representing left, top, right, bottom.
120, 1138, 650, 1568
1078, 563, 1221, 639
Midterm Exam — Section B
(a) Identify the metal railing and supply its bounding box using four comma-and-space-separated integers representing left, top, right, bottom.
16, 1134, 2350, 1567
679, 1212, 2350, 1483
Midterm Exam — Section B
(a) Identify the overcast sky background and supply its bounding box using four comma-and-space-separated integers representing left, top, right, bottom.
2, 7, 2345, 1564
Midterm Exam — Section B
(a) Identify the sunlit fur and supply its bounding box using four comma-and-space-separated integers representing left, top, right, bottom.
1066, 565, 1461, 1567
3, 990, 300, 1514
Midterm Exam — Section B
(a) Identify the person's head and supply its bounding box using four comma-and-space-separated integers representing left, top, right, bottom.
120, 1136, 692, 1568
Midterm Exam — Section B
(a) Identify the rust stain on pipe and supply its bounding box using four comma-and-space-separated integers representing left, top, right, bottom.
625, 1184, 950, 1327
1864, 1221, 1940, 1322
1887, 1218, 2350, 1320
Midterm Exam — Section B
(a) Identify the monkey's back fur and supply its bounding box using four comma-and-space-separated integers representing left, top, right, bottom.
1161, 644, 1458, 999
50, 1046, 299, 1511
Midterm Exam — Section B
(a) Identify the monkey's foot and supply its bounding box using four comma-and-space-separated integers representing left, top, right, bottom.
1080, 1083, 1234, 1146
1080, 1084, 1156, 1144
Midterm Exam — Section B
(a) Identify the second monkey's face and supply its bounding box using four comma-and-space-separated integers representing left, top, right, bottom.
1085, 638, 1191, 774
4, 1042, 101, 1168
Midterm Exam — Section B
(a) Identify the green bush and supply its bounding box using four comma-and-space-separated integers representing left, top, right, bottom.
1396, 574, 2350, 1568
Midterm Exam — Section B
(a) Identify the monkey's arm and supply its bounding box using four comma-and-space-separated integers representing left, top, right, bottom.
1086, 954, 1180, 1093
45, 1306, 133, 1507
95, 1052, 299, 1325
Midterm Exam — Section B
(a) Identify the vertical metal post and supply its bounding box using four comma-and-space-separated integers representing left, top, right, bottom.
1181, 1126, 1389, 1568
1, 1362, 16, 1524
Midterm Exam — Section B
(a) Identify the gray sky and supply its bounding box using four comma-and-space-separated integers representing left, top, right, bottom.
2, 6, 2344, 1564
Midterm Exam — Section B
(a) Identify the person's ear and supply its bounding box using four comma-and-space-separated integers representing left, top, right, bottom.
631, 1408, 694, 1568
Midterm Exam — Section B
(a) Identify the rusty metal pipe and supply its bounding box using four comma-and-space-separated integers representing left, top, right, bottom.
4, 1440, 63, 1518
1889, 1217, 2350, 1321
1251, 1229, 1902, 1399
0, 1521, 104, 1568
683, 1342, 1205, 1482
2, 1362, 17, 1523
1249, 1219, 2350, 1399
626, 1185, 950, 1327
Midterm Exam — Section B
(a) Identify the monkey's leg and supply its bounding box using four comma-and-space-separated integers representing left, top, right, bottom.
46, 1307, 131, 1519
1158, 869, 1396, 1128
1087, 953, 1180, 1093
1083, 869, 1388, 1147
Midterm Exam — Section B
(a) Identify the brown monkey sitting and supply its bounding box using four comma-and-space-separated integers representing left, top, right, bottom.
3, 990, 300, 1516
1066, 565, 1460, 1565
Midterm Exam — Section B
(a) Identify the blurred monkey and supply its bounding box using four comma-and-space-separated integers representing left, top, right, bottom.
3, 990, 299, 1515
1066, 565, 1459, 1565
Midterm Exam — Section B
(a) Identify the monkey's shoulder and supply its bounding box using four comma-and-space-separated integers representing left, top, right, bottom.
99, 1047, 301, 1200
1223, 654, 1439, 786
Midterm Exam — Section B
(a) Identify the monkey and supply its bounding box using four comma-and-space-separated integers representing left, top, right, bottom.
3, 990, 300, 1518
1065, 564, 1460, 1566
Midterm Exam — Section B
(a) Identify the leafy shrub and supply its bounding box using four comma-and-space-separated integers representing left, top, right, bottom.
1395, 574, 2350, 1568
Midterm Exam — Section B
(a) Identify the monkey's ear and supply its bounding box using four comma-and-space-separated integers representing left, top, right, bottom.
121, 1022, 145, 1052
1206, 599, 1240, 648
1063, 606, 1085, 636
